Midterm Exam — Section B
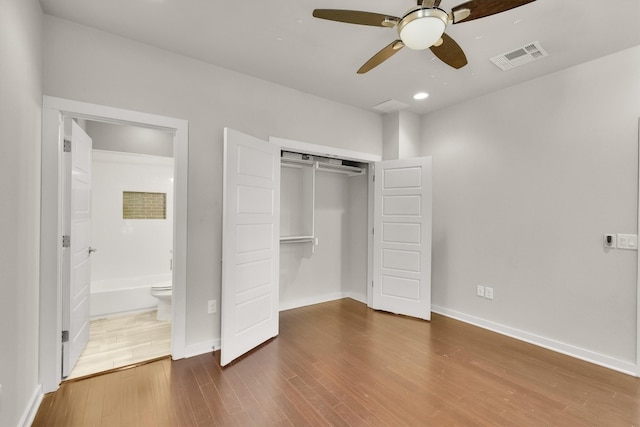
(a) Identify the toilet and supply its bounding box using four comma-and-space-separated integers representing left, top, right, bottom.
150, 280, 172, 321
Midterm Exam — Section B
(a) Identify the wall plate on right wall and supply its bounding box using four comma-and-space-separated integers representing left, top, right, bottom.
617, 234, 638, 250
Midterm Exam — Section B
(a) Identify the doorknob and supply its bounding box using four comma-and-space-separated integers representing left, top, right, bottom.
88, 247, 97, 255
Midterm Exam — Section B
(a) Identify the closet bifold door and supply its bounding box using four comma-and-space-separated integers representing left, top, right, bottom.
221, 128, 280, 366
372, 157, 432, 320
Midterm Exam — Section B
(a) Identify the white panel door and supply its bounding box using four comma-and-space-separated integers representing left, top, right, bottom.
62, 121, 93, 377
373, 157, 432, 320
221, 128, 280, 366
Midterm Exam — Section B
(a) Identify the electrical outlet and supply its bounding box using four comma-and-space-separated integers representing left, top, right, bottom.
485, 287, 494, 300
207, 300, 217, 314
476, 285, 485, 297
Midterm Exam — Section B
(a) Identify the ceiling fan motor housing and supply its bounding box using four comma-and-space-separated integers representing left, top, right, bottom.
397, 8, 448, 50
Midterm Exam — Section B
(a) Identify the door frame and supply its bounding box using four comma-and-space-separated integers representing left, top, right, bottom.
39, 96, 188, 393
268, 137, 381, 307
637, 117, 640, 377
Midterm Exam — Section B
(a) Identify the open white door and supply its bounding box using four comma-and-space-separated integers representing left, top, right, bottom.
221, 128, 280, 366
62, 120, 93, 377
372, 157, 432, 320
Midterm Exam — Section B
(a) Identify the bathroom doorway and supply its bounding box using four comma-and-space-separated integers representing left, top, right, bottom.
39, 96, 188, 393
66, 120, 175, 379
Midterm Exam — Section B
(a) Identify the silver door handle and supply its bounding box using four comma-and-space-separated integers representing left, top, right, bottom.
89, 247, 97, 255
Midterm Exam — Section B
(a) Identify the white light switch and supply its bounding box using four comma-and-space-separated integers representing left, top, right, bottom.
617, 234, 638, 250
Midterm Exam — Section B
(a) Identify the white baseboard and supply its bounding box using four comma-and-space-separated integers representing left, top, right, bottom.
432, 305, 637, 376
184, 339, 219, 358
279, 292, 345, 312
19, 384, 43, 427
201, 295, 360, 359
344, 292, 367, 304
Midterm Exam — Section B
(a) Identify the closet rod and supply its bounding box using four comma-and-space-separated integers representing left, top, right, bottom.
280, 236, 315, 244
314, 162, 365, 176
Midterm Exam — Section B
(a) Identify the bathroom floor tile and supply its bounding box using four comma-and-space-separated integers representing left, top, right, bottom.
66, 310, 171, 380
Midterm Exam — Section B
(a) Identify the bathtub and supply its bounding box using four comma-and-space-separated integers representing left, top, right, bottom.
90, 273, 171, 318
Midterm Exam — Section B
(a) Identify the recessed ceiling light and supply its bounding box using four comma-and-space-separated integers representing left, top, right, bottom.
413, 92, 429, 100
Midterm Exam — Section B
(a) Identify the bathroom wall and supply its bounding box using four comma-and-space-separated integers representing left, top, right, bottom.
91, 150, 174, 285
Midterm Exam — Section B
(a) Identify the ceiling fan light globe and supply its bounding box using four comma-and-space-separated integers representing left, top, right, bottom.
398, 8, 447, 50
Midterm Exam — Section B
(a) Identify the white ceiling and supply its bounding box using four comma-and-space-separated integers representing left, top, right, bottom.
39, 0, 640, 115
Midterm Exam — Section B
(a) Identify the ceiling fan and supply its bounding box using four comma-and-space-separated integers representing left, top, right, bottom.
312, 0, 537, 73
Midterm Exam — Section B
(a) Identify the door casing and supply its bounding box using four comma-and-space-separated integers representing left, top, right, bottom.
39, 96, 189, 393
269, 137, 382, 309
269, 137, 432, 317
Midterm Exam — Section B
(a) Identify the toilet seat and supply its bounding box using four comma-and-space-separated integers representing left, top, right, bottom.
151, 280, 172, 292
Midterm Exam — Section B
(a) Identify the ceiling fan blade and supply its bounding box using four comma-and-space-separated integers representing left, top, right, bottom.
429, 33, 468, 69
357, 40, 405, 74
451, 0, 536, 23
312, 9, 400, 27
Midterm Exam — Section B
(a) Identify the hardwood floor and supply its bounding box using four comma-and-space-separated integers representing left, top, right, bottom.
67, 310, 171, 379
34, 298, 640, 426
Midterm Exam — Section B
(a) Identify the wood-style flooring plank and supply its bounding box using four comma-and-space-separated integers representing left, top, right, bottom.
33, 298, 640, 426
81, 374, 107, 426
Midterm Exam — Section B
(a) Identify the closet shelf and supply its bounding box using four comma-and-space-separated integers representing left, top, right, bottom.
315, 161, 365, 176
280, 236, 315, 244
281, 157, 365, 176
281, 157, 314, 169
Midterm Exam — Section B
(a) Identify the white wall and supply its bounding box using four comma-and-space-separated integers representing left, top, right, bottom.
382, 112, 400, 160
0, 0, 43, 425
421, 45, 640, 368
43, 16, 382, 352
398, 111, 420, 159
279, 170, 369, 309
344, 173, 369, 301
382, 110, 421, 160
91, 150, 174, 284
86, 121, 173, 157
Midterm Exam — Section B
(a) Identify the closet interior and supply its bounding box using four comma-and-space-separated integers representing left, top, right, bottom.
279, 150, 370, 310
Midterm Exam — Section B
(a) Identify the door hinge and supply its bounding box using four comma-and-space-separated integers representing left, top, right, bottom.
372, 228, 374, 235
372, 174, 375, 182
62, 330, 69, 343
372, 281, 374, 288
63, 139, 71, 153
62, 235, 70, 248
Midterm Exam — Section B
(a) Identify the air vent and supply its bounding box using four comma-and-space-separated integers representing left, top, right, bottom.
373, 99, 409, 113
490, 41, 548, 71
